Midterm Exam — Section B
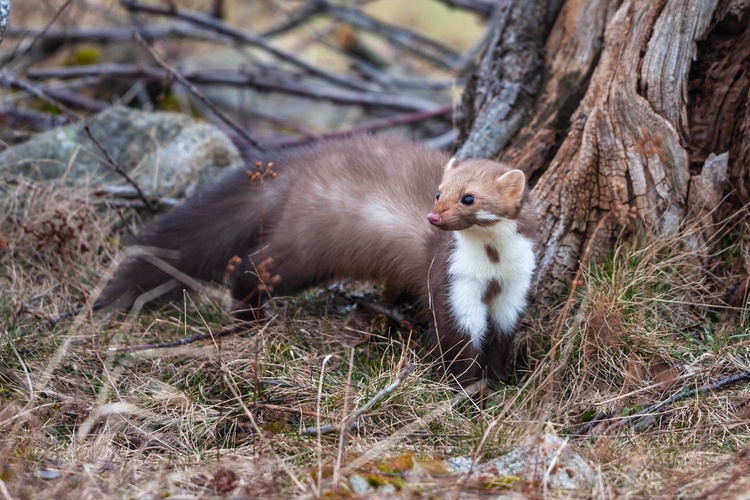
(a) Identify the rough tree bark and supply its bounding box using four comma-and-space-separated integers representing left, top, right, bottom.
456, 0, 750, 298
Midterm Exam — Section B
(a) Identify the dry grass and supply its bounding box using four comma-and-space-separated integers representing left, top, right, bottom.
2, 166, 750, 498
3, 1, 750, 497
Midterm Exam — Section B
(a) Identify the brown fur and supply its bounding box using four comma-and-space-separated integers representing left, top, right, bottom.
485, 245, 500, 263
98, 135, 538, 386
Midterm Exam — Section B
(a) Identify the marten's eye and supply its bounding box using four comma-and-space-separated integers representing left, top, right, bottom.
436, 192, 440, 200
461, 194, 475, 206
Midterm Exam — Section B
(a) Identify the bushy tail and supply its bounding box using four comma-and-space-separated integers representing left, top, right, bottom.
97, 166, 286, 310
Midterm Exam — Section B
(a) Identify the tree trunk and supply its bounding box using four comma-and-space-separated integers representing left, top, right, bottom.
456, 0, 750, 298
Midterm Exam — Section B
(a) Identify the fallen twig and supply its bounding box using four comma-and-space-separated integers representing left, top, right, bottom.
4, 24, 234, 47
302, 363, 416, 436
571, 411, 613, 436
330, 284, 417, 331
261, 0, 323, 38
434, 0, 495, 16
93, 184, 181, 206
0, 70, 86, 119
248, 402, 330, 420
108, 323, 250, 352
603, 370, 750, 433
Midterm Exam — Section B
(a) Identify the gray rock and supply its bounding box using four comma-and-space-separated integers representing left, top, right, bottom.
349, 474, 375, 495
452, 435, 594, 492
0, 106, 243, 195
444, 456, 473, 474
34, 468, 61, 480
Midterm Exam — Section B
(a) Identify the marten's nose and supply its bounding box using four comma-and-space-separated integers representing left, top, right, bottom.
427, 213, 442, 225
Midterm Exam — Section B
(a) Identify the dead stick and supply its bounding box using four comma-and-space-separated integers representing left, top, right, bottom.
28, 64, 439, 111
268, 104, 453, 148
332, 286, 417, 330
4, 0, 74, 65
108, 323, 249, 352
120, 0, 370, 92
572, 411, 612, 437
604, 370, 750, 433
344, 363, 415, 430
318, 0, 459, 68
84, 125, 154, 209
248, 402, 330, 420
302, 363, 416, 436
132, 30, 264, 151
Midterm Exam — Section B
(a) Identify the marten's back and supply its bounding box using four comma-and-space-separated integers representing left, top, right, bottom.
262, 136, 450, 295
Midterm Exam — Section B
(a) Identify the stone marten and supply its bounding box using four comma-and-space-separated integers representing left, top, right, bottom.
98, 135, 539, 386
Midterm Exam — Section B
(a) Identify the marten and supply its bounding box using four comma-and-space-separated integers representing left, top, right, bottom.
98, 135, 539, 386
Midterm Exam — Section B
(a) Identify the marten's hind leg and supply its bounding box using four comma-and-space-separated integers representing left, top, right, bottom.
229, 245, 320, 320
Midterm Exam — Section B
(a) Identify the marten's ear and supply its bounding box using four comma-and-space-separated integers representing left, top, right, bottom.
497, 170, 526, 206
444, 158, 459, 173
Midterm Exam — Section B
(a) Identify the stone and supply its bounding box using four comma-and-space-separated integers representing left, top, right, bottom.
0, 106, 243, 195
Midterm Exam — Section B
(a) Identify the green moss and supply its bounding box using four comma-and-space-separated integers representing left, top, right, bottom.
65, 45, 101, 66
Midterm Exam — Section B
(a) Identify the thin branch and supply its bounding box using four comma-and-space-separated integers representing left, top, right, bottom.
93, 185, 181, 209
571, 411, 613, 437
1, 0, 74, 68
28, 63, 440, 111
351, 60, 458, 91
344, 293, 417, 331
604, 370, 750, 433
302, 363, 415, 436
267, 103, 453, 148
261, 0, 323, 38
4, 23, 239, 46
433, 0, 495, 16
451, 4, 501, 73
0, 106, 70, 131
84, 125, 154, 209
108, 323, 249, 352
247, 402, 330, 420
343, 363, 416, 430
132, 30, 264, 151
0, 69, 85, 119
318, 0, 460, 69
120, 0, 372, 92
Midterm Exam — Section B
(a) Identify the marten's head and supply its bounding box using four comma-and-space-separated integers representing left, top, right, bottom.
427, 158, 527, 231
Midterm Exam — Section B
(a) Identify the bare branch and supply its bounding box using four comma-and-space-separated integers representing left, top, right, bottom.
318, 0, 460, 69
267, 103, 453, 148
108, 323, 249, 352
261, 0, 323, 38
27, 63, 440, 111
0, 69, 91, 118
4, 24, 238, 47
132, 31, 264, 151
603, 371, 750, 434
302, 364, 415, 436
1, 0, 73, 67
84, 124, 154, 209
119, 0, 373, 92
433, 0, 495, 16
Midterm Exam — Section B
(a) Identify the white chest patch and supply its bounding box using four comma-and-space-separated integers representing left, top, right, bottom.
447, 220, 536, 350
